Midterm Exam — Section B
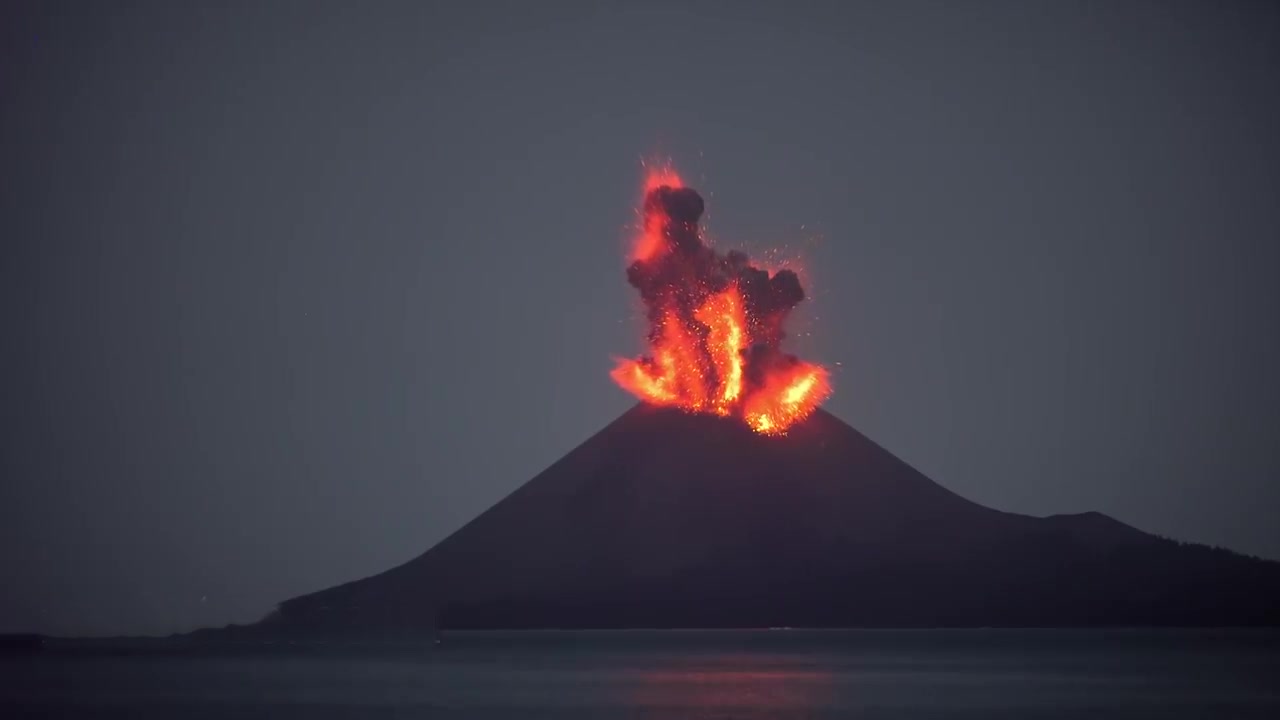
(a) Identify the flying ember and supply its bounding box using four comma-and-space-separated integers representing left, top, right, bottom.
610, 165, 831, 435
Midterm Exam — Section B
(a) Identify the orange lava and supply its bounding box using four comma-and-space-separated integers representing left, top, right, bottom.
695, 288, 747, 414
611, 165, 832, 435
742, 362, 831, 435
631, 165, 685, 262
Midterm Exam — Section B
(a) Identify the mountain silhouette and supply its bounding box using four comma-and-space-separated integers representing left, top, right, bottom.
248, 405, 1280, 633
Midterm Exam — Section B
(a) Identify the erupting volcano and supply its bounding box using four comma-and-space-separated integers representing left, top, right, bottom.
225, 165, 1280, 638
611, 167, 830, 435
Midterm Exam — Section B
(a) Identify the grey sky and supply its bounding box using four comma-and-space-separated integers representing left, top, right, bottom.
2, 0, 1278, 636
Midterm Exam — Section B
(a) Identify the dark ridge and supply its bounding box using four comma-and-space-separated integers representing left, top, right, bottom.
0, 633, 45, 654
228, 405, 1280, 635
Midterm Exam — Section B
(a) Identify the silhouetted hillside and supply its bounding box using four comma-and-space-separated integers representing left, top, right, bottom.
246, 405, 1280, 633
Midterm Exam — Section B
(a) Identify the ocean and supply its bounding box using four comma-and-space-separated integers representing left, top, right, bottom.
2, 629, 1277, 718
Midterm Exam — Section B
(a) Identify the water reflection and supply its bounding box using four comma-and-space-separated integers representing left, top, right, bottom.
631, 652, 836, 714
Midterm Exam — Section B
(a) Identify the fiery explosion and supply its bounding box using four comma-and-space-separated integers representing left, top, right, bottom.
611, 166, 831, 435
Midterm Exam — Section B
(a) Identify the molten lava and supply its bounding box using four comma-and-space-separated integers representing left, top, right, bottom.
611, 166, 831, 435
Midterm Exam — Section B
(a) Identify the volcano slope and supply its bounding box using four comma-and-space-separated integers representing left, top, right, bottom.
253, 405, 1280, 633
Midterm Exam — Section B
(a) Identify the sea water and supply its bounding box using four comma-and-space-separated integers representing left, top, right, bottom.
2, 629, 1277, 718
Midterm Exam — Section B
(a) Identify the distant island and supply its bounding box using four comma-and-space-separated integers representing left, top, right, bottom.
204, 405, 1279, 637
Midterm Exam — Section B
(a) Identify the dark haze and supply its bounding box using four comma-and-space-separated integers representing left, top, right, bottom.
626, 185, 808, 390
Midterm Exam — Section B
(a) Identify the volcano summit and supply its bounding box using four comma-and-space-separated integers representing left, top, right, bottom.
252, 405, 1279, 633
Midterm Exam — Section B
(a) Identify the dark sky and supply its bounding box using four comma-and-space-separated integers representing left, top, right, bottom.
3, 0, 1278, 636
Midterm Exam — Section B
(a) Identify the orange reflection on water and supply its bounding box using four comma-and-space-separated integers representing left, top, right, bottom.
631, 654, 836, 713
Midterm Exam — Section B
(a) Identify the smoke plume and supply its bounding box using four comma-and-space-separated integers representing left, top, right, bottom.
625, 185, 810, 394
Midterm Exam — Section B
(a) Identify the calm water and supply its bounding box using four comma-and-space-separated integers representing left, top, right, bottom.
2, 629, 1278, 718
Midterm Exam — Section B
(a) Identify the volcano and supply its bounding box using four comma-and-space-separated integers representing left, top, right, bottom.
230, 169, 1279, 634
252, 405, 1280, 633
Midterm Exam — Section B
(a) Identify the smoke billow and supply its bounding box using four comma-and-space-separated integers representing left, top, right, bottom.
626, 185, 808, 393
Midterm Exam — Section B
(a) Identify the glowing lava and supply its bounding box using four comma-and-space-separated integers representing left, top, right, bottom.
610, 165, 831, 435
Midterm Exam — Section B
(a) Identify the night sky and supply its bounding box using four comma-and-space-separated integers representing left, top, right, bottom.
3, 1, 1278, 637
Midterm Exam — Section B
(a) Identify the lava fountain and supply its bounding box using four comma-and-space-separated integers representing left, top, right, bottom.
611, 166, 831, 435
